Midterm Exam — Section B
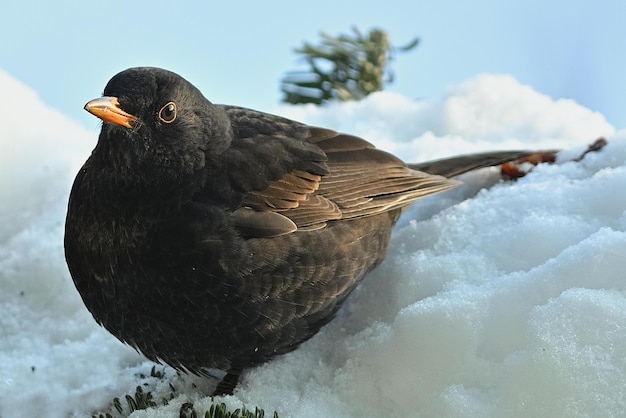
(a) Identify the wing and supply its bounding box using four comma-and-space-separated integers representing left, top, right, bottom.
220, 106, 458, 238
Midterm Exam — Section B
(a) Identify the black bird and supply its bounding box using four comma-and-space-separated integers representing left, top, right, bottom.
65, 67, 531, 395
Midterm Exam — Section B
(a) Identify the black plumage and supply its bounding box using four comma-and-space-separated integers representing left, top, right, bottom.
65, 67, 530, 394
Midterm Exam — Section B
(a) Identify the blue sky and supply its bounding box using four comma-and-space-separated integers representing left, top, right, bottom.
3, 0, 625, 130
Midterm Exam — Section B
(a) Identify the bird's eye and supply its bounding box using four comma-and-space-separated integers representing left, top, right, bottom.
158, 102, 177, 123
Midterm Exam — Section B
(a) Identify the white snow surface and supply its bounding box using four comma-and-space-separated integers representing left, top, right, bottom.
1, 69, 624, 418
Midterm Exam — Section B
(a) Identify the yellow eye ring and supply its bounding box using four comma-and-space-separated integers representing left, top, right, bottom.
158, 101, 177, 123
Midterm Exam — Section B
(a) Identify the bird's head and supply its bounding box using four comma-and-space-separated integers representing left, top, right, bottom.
84, 67, 231, 175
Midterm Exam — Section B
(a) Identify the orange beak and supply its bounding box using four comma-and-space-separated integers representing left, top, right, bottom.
84, 96, 137, 128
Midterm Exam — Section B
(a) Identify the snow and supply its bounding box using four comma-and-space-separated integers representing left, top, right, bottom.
1, 68, 624, 417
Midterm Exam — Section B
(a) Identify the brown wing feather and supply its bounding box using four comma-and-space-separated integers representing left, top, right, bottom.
312, 130, 458, 219
243, 170, 322, 210
235, 128, 458, 236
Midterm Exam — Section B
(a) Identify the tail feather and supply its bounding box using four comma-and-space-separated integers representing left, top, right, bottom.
409, 150, 542, 178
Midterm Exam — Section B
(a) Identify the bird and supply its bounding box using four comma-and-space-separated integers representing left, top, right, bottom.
65, 67, 534, 395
